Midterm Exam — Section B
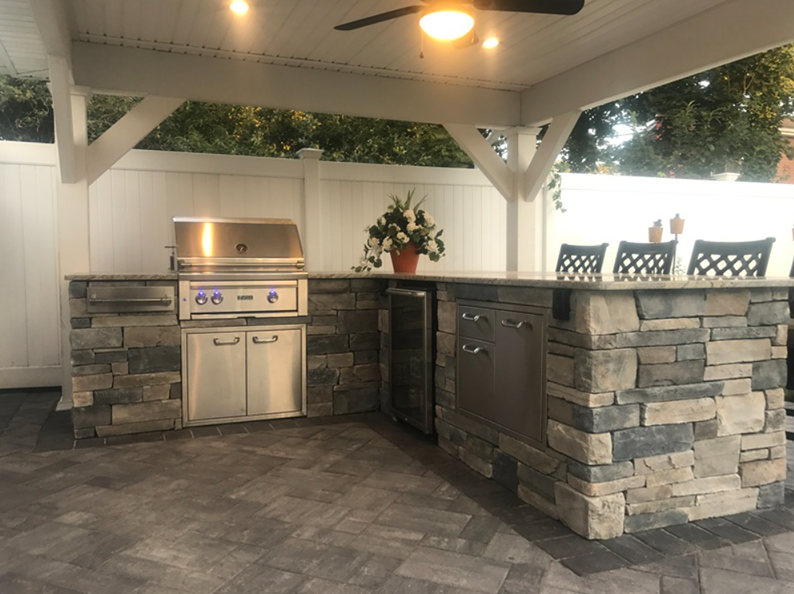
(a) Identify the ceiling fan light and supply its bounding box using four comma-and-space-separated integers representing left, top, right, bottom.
420, 9, 475, 41
230, 0, 249, 15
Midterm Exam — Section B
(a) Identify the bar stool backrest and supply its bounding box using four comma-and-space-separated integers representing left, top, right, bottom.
555, 243, 609, 273
613, 240, 677, 275
686, 238, 775, 277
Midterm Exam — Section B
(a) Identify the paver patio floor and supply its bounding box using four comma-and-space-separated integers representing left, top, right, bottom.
1, 391, 794, 593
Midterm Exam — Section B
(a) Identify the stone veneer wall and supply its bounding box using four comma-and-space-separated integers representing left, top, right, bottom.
69, 278, 387, 438
305, 278, 387, 417
434, 283, 789, 539
69, 280, 182, 439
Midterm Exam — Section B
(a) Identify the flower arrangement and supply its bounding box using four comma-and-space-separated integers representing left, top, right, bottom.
353, 189, 445, 272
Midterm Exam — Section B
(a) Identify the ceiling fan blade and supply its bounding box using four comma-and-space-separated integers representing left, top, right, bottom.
473, 0, 585, 15
335, 6, 424, 31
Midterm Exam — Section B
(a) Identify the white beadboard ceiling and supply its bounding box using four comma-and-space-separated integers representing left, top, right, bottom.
68, 0, 732, 91
3, 0, 794, 126
5, 0, 726, 88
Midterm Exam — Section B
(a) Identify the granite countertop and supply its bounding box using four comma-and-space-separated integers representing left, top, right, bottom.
310, 270, 794, 290
66, 270, 794, 290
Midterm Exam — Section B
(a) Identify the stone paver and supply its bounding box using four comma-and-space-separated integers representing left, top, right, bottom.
0, 390, 793, 593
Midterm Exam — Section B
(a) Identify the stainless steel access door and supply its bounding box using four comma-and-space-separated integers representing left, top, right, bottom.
247, 327, 305, 417
185, 331, 247, 422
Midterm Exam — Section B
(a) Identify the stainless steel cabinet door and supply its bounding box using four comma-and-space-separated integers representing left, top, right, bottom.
494, 311, 545, 444
186, 332, 247, 422
246, 328, 303, 416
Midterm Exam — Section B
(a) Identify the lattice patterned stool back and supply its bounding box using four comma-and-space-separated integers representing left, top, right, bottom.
613, 240, 677, 275
687, 238, 775, 277
555, 243, 609, 273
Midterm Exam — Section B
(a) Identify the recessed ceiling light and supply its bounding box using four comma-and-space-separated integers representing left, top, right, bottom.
420, 9, 475, 41
483, 37, 499, 49
230, 1, 249, 15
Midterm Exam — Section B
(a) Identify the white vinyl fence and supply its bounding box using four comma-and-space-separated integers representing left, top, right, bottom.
548, 173, 794, 277
2, 139, 794, 389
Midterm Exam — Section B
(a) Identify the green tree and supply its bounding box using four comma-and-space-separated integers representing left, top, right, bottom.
0, 75, 54, 142
564, 44, 794, 181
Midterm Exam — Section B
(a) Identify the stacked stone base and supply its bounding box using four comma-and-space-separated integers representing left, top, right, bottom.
306, 278, 387, 417
435, 283, 788, 539
69, 280, 182, 439
68, 277, 389, 439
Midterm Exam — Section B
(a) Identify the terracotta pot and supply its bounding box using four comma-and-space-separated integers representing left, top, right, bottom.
648, 226, 663, 243
390, 241, 421, 273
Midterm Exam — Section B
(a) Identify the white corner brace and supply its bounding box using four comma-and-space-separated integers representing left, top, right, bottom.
86, 96, 185, 185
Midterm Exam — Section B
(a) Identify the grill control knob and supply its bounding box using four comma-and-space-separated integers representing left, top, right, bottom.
211, 290, 224, 305
195, 291, 208, 305
267, 290, 279, 304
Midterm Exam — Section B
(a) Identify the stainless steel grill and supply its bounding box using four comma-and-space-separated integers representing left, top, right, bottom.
174, 217, 308, 320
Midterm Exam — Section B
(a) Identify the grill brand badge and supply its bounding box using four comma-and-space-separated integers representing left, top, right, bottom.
237, 295, 254, 301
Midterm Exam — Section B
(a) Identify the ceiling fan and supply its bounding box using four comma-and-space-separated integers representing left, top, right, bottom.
334, 0, 585, 42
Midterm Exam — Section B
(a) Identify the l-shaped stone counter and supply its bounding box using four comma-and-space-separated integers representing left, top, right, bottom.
66, 271, 792, 539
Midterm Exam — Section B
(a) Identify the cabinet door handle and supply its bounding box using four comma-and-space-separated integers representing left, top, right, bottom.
213, 337, 240, 346
252, 335, 279, 344
461, 313, 481, 322
462, 344, 484, 355
501, 318, 530, 330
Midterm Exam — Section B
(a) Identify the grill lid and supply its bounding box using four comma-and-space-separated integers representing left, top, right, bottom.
174, 217, 305, 272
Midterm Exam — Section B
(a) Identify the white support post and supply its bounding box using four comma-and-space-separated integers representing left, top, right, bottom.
298, 148, 323, 270
48, 54, 77, 183
86, 96, 185, 185
443, 124, 513, 200
56, 90, 90, 410
504, 127, 542, 272
524, 111, 581, 203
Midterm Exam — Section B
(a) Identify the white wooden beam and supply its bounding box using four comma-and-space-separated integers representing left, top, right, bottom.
444, 124, 512, 201
55, 90, 89, 408
29, 0, 74, 67
86, 96, 185, 185
523, 111, 581, 202
71, 42, 522, 128
521, 0, 794, 126
48, 54, 76, 183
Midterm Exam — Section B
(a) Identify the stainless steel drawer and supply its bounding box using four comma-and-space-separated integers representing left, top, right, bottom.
458, 305, 495, 342
87, 286, 175, 313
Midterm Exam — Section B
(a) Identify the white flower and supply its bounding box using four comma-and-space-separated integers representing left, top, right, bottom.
368, 237, 380, 248
359, 256, 369, 266
406, 221, 418, 233
382, 237, 393, 251
404, 209, 416, 222
378, 217, 386, 226
427, 239, 439, 253
424, 214, 435, 227
396, 232, 409, 244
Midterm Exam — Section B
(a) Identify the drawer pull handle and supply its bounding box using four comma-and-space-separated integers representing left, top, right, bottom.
253, 335, 279, 344
213, 337, 240, 346
461, 313, 482, 322
501, 319, 529, 330
462, 344, 484, 355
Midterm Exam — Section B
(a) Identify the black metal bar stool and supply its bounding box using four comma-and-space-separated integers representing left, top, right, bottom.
686, 238, 775, 277
555, 243, 609, 273
612, 240, 677, 275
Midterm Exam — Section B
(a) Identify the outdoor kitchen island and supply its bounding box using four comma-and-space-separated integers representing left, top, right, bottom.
65, 271, 792, 540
